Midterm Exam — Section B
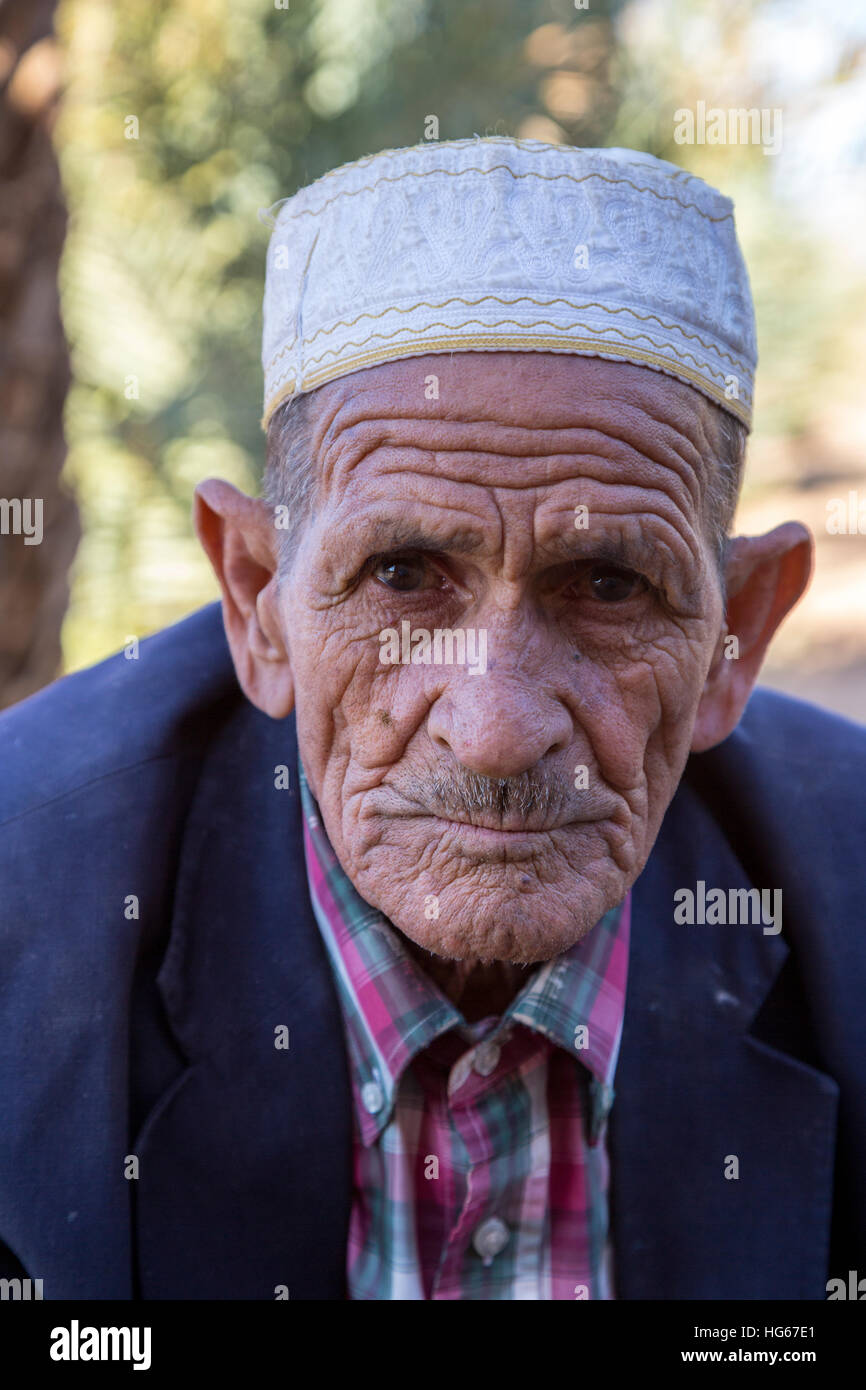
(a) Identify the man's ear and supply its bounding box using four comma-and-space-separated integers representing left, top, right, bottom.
193, 477, 294, 718
691, 521, 813, 752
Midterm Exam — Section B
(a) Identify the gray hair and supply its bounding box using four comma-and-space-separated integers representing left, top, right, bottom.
263, 388, 746, 575
707, 407, 747, 568
263, 391, 319, 572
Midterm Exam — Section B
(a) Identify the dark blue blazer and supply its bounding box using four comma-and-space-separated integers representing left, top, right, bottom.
0, 602, 864, 1300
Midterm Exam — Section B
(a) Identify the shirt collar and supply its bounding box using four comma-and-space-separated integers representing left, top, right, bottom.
507, 896, 631, 1088
298, 757, 630, 1143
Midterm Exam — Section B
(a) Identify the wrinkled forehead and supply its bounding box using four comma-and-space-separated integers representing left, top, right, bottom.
309, 352, 721, 491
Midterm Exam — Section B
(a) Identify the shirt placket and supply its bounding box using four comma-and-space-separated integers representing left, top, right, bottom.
430, 1056, 500, 1299
430, 1030, 547, 1299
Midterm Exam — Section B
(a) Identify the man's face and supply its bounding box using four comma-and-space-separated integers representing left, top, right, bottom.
279, 352, 726, 964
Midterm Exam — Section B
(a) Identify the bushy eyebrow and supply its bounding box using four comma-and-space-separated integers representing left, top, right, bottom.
538, 530, 667, 574
351, 519, 668, 576
350, 519, 486, 557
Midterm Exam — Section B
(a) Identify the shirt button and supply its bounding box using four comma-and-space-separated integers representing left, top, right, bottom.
472, 1216, 510, 1265
473, 1040, 501, 1076
451, 1056, 472, 1091
361, 1081, 384, 1115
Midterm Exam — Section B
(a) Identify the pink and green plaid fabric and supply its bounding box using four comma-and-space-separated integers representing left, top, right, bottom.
298, 760, 630, 1301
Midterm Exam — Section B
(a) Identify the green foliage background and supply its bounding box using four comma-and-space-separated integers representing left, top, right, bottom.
56, 0, 866, 685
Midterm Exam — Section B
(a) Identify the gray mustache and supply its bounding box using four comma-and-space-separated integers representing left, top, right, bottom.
427, 769, 562, 821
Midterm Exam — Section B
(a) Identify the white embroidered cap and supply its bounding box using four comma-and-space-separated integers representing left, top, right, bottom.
260, 136, 757, 430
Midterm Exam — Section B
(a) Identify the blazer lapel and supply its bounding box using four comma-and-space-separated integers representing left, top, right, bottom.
612, 775, 838, 1299
134, 703, 353, 1299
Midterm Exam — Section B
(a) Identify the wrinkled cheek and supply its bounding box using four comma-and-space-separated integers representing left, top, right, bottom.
290, 635, 361, 779
582, 643, 705, 805
640, 647, 708, 826
576, 661, 659, 795
293, 629, 410, 799
655, 641, 710, 752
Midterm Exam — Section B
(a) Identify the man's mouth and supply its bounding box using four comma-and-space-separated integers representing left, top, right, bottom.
388, 803, 609, 834
417, 812, 604, 862
433, 813, 572, 834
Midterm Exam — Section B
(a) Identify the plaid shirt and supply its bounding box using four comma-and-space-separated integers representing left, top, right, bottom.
298, 761, 631, 1301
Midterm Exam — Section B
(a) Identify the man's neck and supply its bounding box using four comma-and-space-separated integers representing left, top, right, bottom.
400, 937, 536, 1022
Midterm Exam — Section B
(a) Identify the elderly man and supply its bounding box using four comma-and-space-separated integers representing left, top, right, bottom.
0, 138, 864, 1302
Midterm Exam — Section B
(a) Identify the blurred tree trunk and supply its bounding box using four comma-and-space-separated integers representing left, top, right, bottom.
0, 0, 78, 709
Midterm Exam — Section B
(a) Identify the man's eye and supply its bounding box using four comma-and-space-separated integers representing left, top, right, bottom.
587, 564, 647, 602
372, 553, 433, 592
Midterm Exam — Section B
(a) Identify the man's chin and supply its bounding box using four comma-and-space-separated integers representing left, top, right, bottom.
343, 811, 640, 964
370, 871, 623, 966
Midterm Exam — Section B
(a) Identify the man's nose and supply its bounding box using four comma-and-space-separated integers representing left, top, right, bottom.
427, 675, 574, 779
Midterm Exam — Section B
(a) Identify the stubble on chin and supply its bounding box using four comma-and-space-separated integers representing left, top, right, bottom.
345, 816, 629, 965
